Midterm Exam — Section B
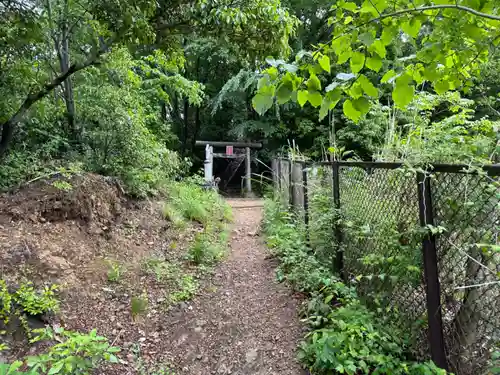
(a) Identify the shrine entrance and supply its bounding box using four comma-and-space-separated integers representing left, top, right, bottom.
195, 141, 262, 197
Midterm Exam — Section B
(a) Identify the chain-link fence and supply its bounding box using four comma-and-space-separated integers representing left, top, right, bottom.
273, 158, 500, 375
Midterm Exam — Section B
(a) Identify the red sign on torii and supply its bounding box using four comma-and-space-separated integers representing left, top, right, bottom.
226, 145, 233, 155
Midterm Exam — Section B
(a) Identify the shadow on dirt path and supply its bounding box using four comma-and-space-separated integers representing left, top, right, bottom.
164, 199, 306, 375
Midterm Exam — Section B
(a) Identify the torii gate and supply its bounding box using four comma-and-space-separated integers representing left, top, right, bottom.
195, 140, 262, 195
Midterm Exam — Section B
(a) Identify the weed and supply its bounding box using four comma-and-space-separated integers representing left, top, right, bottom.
106, 261, 124, 283
164, 182, 231, 226
24, 327, 120, 374
14, 282, 59, 316
187, 229, 226, 266
51, 180, 73, 191
142, 256, 179, 283
163, 204, 186, 229
263, 197, 449, 375
131, 293, 148, 320
169, 275, 198, 304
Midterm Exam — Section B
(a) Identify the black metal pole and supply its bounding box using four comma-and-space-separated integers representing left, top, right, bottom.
416, 172, 448, 371
332, 162, 344, 275
302, 163, 309, 245
277, 159, 281, 192
289, 160, 293, 207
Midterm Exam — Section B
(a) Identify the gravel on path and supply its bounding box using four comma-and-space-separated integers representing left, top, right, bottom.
165, 199, 306, 375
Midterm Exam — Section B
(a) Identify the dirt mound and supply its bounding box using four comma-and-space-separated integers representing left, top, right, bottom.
0, 173, 124, 226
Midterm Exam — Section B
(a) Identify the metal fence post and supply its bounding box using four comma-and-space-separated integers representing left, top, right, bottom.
416, 172, 448, 371
277, 159, 281, 192
332, 162, 344, 276
289, 160, 293, 207
302, 163, 309, 244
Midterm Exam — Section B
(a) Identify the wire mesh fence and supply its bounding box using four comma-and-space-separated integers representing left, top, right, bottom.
273, 158, 500, 375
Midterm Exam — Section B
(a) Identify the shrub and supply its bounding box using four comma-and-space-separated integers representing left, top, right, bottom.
164, 181, 231, 225
13, 283, 59, 316
263, 197, 450, 375
28, 327, 119, 374
187, 228, 227, 266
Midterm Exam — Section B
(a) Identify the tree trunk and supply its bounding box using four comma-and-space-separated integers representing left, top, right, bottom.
0, 120, 15, 157
191, 105, 201, 155
0, 53, 102, 158
182, 99, 189, 157
59, 34, 77, 142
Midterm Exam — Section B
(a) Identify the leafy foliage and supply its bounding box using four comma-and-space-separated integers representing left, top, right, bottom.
253, 0, 500, 122
164, 181, 232, 225
263, 197, 450, 375
27, 327, 120, 375
13, 283, 59, 316
0, 281, 59, 326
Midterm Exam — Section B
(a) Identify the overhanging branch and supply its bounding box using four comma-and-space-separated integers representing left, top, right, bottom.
370, 4, 500, 23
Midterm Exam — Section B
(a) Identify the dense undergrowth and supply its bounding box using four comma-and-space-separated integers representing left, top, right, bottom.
263, 198, 449, 375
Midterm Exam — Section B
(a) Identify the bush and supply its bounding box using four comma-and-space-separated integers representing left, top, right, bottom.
263, 197, 450, 375
164, 181, 231, 225
1, 327, 120, 375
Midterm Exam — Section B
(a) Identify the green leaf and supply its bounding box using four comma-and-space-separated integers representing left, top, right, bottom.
307, 74, 321, 91
353, 97, 370, 115
359, 31, 375, 46
297, 90, 309, 106
276, 83, 292, 105
337, 51, 352, 64
347, 83, 363, 99
350, 52, 365, 74
341, 2, 358, 12
47, 362, 64, 375
319, 88, 342, 120
358, 75, 378, 97
402, 18, 422, 38
366, 56, 382, 72
423, 65, 440, 81
434, 79, 450, 95
308, 91, 323, 108
343, 99, 361, 122
7, 361, 23, 374
381, 26, 397, 45
370, 40, 386, 58
393, 75, 415, 108
318, 55, 331, 73
381, 69, 397, 83
252, 93, 274, 115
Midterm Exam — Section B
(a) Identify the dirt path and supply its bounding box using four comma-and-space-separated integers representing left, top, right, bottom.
164, 199, 305, 375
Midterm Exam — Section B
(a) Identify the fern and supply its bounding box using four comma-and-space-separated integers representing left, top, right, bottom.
211, 69, 257, 114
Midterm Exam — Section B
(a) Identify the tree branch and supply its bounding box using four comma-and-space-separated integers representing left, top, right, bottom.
0, 47, 106, 157
370, 4, 500, 23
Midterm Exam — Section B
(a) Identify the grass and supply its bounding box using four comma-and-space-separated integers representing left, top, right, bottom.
142, 256, 180, 283
186, 224, 229, 266
163, 181, 232, 226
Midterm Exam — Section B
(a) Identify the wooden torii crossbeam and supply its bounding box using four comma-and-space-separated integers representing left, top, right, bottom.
195, 140, 262, 194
